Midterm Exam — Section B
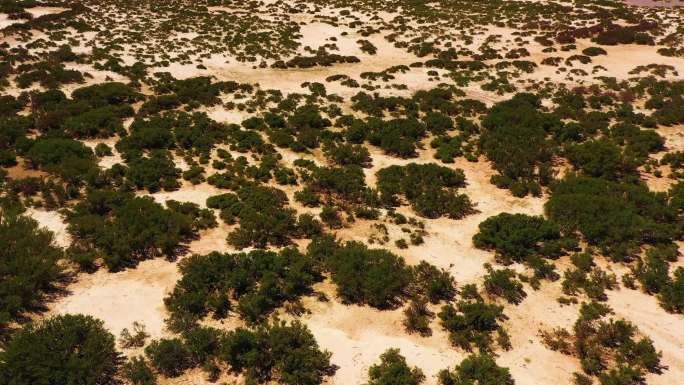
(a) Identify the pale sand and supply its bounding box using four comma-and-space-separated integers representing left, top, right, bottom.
50, 258, 180, 339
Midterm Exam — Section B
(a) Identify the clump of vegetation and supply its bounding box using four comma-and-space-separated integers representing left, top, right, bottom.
541, 302, 661, 384
546, 174, 678, 260
479, 93, 558, 196
65, 190, 201, 271
164, 248, 321, 329
0, 314, 120, 385
308, 238, 413, 309
207, 183, 298, 248
0, 209, 63, 333
438, 354, 514, 385
438, 285, 509, 352
473, 213, 577, 279
376, 163, 473, 219
365, 349, 425, 385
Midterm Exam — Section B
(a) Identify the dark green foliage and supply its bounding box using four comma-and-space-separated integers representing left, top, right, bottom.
365, 349, 425, 385
659, 267, 684, 313
26, 137, 97, 183
565, 139, 635, 180
0, 314, 120, 385
207, 183, 298, 248
122, 356, 157, 385
0, 211, 63, 331
403, 298, 434, 337
438, 298, 506, 352
219, 320, 332, 385
145, 338, 190, 377
376, 163, 473, 219
562, 253, 617, 301
306, 164, 368, 202
482, 265, 526, 304
480, 93, 558, 195
410, 261, 457, 304
165, 249, 321, 329
126, 150, 181, 192
367, 117, 426, 158
543, 302, 661, 382
308, 238, 412, 309
546, 175, 678, 258
65, 190, 196, 270
473, 213, 576, 277
438, 354, 514, 385
323, 141, 371, 167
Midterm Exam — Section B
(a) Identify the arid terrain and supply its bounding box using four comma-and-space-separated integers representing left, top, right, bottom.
1, 1, 684, 385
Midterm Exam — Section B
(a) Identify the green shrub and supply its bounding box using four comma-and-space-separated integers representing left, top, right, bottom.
365, 349, 425, 385
438, 354, 514, 385
0, 314, 119, 385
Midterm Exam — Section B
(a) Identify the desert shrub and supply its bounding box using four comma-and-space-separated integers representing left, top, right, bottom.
473, 213, 576, 277
659, 267, 684, 313
126, 150, 181, 192
122, 356, 157, 385
0, 211, 63, 331
582, 47, 607, 56
94, 142, 113, 157
145, 338, 191, 377
410, 261, 457, 303
542, 302, 661, 382
65, 190, 196, 270
403, 298, 434, 337
119, 321, 150, 349
565, 139, 635, 180
322, 141, 371, 167
438, 297, 506, 352
219, 320, 331, 385
562, 253, 617, 301
26, 137, 98, 184
207, 183, 298, 248
0, 314, 119, 385
546, 174, 678, 259
438, 354, 514, 385
308, 238, 412, 309
365, 349, 425, 385
306, 164, 368, 202
165, 248, 321, 329
480, 93, 560, 195
482, 265, 526, 304
377, 163, 473, 219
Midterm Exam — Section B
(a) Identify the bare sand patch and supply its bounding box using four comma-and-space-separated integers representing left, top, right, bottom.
50, 258, 180, 339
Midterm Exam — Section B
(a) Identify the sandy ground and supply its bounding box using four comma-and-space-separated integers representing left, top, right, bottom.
50, 258, 180, 340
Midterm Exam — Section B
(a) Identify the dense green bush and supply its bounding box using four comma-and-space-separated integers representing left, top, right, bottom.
480, 93, 559, 196
0, 211, 63, 331
145, 338, 190, 377
165, 248, 321, 329
660, 267, 684, 313
365, 349, 425, 385
308, 238, 412, 309
482, 265, 526, 304
546, 174, 678, 259
26, 137, 98, 184
542, 302, 661, 383
473, 213, 576, 277
207, 183, 298, 248
65, 190, 196, 270
219, 320, 332, 385
438, 296, 507, 352
126, 150, 181, 192
0, 314, 120, 385
377, 163, 473, 219
438, 354, 514, 385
